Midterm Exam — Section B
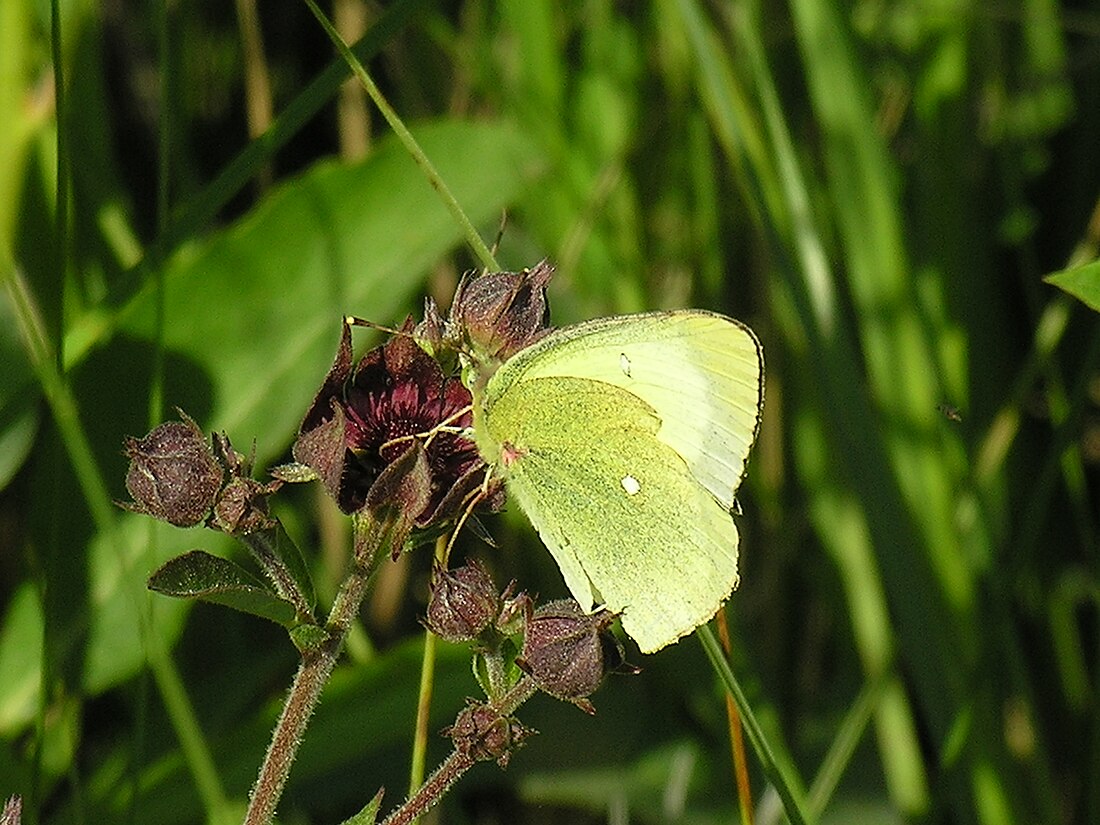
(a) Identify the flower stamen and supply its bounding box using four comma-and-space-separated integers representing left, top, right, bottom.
378, 404, 474, 455
441, 465, 498, 564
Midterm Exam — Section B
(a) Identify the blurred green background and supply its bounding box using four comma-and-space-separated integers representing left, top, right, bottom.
1, 0, 1098, 823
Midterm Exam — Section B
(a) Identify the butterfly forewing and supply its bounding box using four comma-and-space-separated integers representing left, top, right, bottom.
487, 311, 763, 512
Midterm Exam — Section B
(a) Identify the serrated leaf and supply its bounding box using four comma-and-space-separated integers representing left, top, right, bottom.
240, 522, 316, 613
148, 550, 299, 627
1045, 260, 1100, 313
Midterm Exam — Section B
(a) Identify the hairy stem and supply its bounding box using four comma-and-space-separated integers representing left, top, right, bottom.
383, 749, 475, 825
382, 677, 539, 825
243, 524, 385, 825
243, 639, 339, 825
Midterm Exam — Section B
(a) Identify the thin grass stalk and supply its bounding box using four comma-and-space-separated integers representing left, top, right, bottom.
406, 539, 447, 825
302, 0, 498, 273
696, 625, 810, 825
715, 609, 753, 825
804, 669, 888, 819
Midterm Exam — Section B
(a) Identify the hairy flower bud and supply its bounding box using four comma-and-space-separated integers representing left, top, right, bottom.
449, 261, 554, 368
1, 795, 22, 825
520, 600, 619, 713
122, 415, 224, 527
425, 561, 501, 643
444, 700, 535, 768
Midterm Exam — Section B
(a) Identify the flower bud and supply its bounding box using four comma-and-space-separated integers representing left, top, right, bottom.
210, 477, 280, 534
2, 795, 22, 825
450, 261, 554, 365
122, 415, 224, 527
444, 700, 535, 768
519, 599, 617, 712
425, 561, 501, 643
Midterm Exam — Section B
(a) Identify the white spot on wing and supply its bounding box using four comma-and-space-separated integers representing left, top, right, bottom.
621, 475, 641, 495
619, 353, 631, 377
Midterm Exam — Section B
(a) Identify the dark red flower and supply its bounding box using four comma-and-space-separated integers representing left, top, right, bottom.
290, 320, 488, 525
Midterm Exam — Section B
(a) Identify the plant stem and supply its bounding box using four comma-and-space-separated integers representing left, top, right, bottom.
243, 550, 379, 825
407, 626, 436, 820
697, 624, 811, 825
384, 749, 475, 825
243, 642, 338, 825
382, 677, 538, 825
715, 609, 754, 825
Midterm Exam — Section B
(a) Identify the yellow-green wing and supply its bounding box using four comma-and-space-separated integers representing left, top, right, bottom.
485, 311, 763, 511
483, 375, 740, 653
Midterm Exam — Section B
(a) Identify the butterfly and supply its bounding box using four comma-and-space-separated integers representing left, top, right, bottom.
461, 304, 764, 653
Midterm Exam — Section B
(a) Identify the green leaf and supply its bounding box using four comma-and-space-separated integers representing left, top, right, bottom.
1045, 260, 1100, 313
338, 789, 384, 825
148, 550, 299, 628
240, 521, 316, 613
0, 583, 43, 735
79, 117, 540, 693
115, 118, 542, 465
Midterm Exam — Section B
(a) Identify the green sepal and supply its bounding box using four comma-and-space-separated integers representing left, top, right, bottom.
472, 651, 493, 698
337, 789, 384, 825
289, 623, 330, 654
269, 461, 320, 483
1046, 260, 1100, 313
498, 636, 523, 687
148, 550, 299, 627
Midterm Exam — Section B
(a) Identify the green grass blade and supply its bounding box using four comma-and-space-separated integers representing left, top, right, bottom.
697, 624, 810, 825
302, 0, 498, 272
